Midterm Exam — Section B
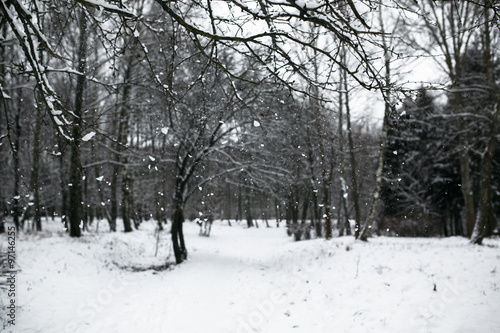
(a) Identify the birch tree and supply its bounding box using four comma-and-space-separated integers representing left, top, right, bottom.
357, 3, 393, 241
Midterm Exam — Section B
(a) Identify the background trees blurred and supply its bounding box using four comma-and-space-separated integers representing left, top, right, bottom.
0, 0, 498, 259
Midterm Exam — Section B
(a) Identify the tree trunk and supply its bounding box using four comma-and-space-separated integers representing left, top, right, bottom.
68, 134, 83, 237
337, 70, 351, 237
83, 169, 89, 231
311, 90, 332, 239
12, 95, 21, 231
92, 141, 112, 229
110, 62, 133, 233
110, 111, 120, 232
130, 177, 140, 230
275, 199, 280, 228
171, 206, 183, 264
68, 9, 88, 238
58, 135, 69, 231
237, 177, 243, 221
110, 158, 118, 231
155, 175, 165, 231
0, 28, 5, 233
31, 102, 42, 231
470, 3, 499, 244
358, 4, 390, 241
290, 190, 301, 241
245, 185, 254, 228
121, 164, 133, 232
337, 191, 344, 236
311, 191, 320, 237
456, 115, 475, 236
471, 102, 499, 244
305, 140, 321, 238
301, 193, 310, 239
171, 188, 187, 264
340, 177, 351, 236
358, 111, 388, 241
323, 190, 332, 239
119, 63, 133, 233
226, 182, 233, 225
309, 36, 332, 239
344, 68, 361, 238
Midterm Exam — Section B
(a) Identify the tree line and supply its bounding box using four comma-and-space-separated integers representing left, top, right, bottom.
0, 0, 498, 263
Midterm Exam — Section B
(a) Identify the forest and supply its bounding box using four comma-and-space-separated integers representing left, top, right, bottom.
1, 1, 500, 332
0, 0, 499, 266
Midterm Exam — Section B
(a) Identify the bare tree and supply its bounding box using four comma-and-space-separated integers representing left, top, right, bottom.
67, 8, 89, 237
409, 0, 481, 236
30, 93, 43, 231
343, 68, 361, 238
470, 0, 500, 244
358, 3, 393, 241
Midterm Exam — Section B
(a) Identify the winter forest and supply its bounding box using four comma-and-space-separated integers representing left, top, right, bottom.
1, 1, 500, 332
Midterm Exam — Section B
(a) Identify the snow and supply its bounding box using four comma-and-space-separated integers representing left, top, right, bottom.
81, 132, 96, 142
2, 219, 500, 333
0, 85, 11, 99
79, 0, 134, 17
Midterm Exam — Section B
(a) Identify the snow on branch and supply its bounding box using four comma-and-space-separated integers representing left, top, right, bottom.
153, 0, 385, 94
0, 0, 72, 140
0, 84, 11, 99
74, 0, 135, 18
2, 0, 134, 142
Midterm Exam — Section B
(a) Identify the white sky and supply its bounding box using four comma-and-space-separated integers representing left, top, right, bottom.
173, 1, 452, 128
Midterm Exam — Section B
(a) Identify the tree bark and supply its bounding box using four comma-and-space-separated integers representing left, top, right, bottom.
237, 175, 243, 221
358, 4, 390, 241
119, 64, 133, 233
358, 110, 388, 241
121, 164, 133, 232
301, 192, 310, 239
171, 185, 187, 264
456, 114, 475, 236
31, 101, 42, 231
470, 102, 500, 244
92, 141, 112, 230
68, 129, 83, 237
470, 2, 499, 244
340, 177, 351, 236
58, 135, 69, 231
344, 67, 361, 238
171, 206, 183, 264
110, 153, 118, 231
0, 27, 6, 233
245, 184, 254, 228
305, 133, 321, 237
310, 41, 332, 239
226, 182, 232, 225
68, 9, 88, 238
337, 68, 351, 236
12, 95, 21, 231
290, 189, 301, 241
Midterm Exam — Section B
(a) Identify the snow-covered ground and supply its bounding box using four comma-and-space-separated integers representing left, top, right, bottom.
2, 218, 500, 333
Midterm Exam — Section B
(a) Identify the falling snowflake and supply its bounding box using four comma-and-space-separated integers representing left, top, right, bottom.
82, 132, 96, 142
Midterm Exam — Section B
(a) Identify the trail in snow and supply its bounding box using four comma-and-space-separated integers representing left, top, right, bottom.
3, 219, 500, 333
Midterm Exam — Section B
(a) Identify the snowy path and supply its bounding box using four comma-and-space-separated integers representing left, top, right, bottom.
6, 220, 500, 333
